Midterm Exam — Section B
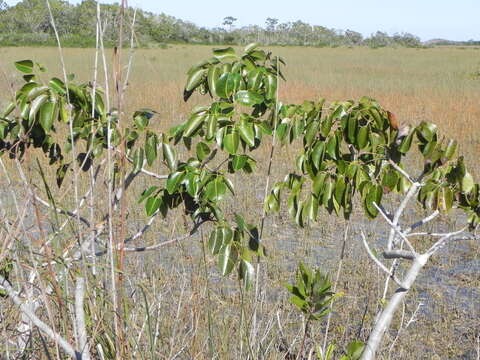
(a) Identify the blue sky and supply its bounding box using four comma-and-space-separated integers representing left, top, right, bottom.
5, 0, 479, 41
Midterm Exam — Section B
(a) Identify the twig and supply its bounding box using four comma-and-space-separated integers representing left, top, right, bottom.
404, 210, 440, 234
373, 202, 416, 254
426, 229, 470, 256
0, 274, 80, 359
361, 232, 405, 288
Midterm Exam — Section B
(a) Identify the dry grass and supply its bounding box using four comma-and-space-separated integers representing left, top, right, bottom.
0, 45, 479, 359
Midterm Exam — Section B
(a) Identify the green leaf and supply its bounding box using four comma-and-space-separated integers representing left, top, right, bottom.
218, 243, 237, 276
207, 65, 221, 97
49, 78, 66, 94
162, 142, 177, 170
231, 154, 248, 171
184, 113, 206, 137
185, 68, 207, 92
437, 186, 454, 212
364, 184, 382, 218
14, 60, 34, 73
397, 131, 414, 154
133, 148, 145, 173
206, 114, 218, 141
205, 177, 227, 202
239, 259, 255, 290
145, 133, 158, 166
265, 73, 277, 100
346, 340, 365, 360
223, 130, 240, 154
304, 194, 319, 221
237, 118, 255, 147
138, 186, 158, 203
356, 126, 369, 149
244, 43, 260, 53
326, 136, 337, 160
28, 94, 49, 123
209, 227, 223, 255
196, 141, 211, 161
213, 47, 237, 60
443, 139, 457, 161
166, 171, 185, 194
247, 69, 263, 91
462, 172, 474, 194
234, 90, 264, 107
347, 116, 357, 144
38, 101, 55, 132
145, 196, 161, 216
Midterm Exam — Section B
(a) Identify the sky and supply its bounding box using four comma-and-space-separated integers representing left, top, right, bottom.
5, 0, 479, 41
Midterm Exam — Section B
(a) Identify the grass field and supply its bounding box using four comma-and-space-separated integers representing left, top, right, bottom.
1, 45, 479, 156
0, 45, 479, 359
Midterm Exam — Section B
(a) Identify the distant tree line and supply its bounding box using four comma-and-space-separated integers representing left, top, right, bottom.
0, 0, 447, 48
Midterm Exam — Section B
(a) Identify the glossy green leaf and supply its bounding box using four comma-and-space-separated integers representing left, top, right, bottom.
28, 94, 48, 123
49, 78, 66, 94
185, 68, 207, 92
38, 101, 56, 133
223, 130, 240, 154
326, 136, 337, 160
212, 47, 237, 60
218, 243, 237, 276
133, 147, 145, 173
162, 142, 177, 171
265, 73, 277, 100
145, 196, 161, 216
357, 126, 369, 149
205, 177, 227, 202
234, 90, 264, 106
244, 43, 260, 53
247, 69, 262, 91
145, 133, 158, 166
346, 340, 365, 360
231, 154, 248, 171
207, 65, 221, 97
14, 60, 34, 73
166, 171, 185, 194
397, 131, 414, 154
183, 113, 206, 137
239, 259, 255, 290
196, 141, 211, 161
138, 186, 158, 204
443, 139, 457, 161
206, 114, 218, 141
237, 118, 255, 147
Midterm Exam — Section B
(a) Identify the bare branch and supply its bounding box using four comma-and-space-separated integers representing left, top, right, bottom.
373, 202, 417, 254
383, 250, 416, 260
426, 229, 471, 256
361, 232, 405, 288
0, 274, 80, 359
404, 210, 440, 234
75, 277, 91, 360
388, 160, 420, 185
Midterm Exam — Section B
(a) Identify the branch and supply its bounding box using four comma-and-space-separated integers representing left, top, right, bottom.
0, 275, 80, 359
404, 210, 440, 234
388, 160, 420, 185
373, 202, 417, 254
361, 231, 405, 288
34, 195, 91, 228
75, 277, 91, 360
426, 229, 471, 256
383, 250, 416, 260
